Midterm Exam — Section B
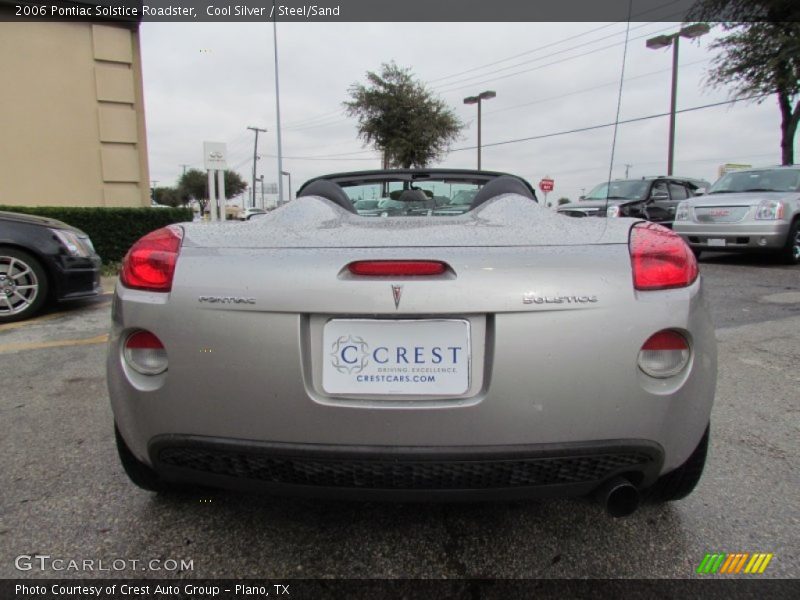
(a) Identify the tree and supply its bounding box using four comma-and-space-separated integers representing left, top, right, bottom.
177, 169, 247, 214
686, 1, 800, 164
344, 62, 463, 168
152, 186, 183, 207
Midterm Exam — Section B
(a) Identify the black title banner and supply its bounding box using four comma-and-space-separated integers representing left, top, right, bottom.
3, 579, 800, 600
3, 0, 797, 23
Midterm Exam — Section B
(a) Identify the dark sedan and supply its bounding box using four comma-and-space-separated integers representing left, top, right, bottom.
0, 211, 102, 322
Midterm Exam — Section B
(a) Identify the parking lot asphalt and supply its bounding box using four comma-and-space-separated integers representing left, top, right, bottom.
0, 256, 798, 579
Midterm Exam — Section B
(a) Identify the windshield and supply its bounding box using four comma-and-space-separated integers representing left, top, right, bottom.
339, 178, 489, 216
709, 169, 800, 194
584, 180, 649, 201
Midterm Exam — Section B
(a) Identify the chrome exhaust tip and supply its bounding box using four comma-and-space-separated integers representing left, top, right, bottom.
595, 476, 640, 518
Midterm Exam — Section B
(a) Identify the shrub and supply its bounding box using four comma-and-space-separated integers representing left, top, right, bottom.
0, 205, 193, 263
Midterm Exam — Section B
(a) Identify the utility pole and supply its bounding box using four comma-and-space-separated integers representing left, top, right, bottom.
272, 3, 285, 205
247, 126, 267, 209
150, 180, 158, 204
257, 175, 265, 209
281, 171, 292, 203
624, 164, 632, 179
180, 164, 190, 176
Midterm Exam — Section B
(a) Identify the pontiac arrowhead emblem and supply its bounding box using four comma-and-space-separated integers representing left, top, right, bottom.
391, 285, 403, 309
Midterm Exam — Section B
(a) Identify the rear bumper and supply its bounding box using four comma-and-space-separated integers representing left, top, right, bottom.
148, 434, 664, 500
674, 221, 790, 250
107, 245, 716, 487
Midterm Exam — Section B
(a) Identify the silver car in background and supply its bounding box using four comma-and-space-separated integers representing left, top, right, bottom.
107, 169, 716, 517
673, 166, 800, 264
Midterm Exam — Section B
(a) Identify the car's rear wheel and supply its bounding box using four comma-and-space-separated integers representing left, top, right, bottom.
115, 425, 177, 493
0, 247, 49, 323
645, 425, 709, 502
779, 220, 799, 265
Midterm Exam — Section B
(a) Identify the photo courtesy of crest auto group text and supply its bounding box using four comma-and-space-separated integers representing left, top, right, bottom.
0, 0, 797, 598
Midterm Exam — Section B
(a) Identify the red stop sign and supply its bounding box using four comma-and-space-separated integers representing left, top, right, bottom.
539, 178, 554, 193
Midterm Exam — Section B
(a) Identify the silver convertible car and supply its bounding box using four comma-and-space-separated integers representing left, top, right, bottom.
108, 169, 716, 517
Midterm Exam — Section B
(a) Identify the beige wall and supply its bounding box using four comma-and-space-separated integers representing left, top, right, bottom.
0, 21, 150, 207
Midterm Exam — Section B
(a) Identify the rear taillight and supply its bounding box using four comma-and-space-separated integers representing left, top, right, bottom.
638, 330, 690, 378
120, 226, 183, 292
630, 222, 697, 291
123, 330, 168, 375
348, 260, 448, 276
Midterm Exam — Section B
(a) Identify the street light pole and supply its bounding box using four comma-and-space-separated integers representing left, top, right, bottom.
667, 34, 680, 176
646, 23, 709, 176
463, 90, 496, 170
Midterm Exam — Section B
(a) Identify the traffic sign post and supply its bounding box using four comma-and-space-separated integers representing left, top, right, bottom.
539, 176, 555, 207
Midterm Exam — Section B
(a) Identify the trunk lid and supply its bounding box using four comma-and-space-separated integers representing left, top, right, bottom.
181, 195, 633, 249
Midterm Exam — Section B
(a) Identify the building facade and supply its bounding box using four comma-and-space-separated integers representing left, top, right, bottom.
0, 18, 150, 207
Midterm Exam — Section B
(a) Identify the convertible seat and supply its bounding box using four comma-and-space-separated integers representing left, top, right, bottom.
470, 176, 536, 210
398, 189, 430, 204
298, 180, 357, 213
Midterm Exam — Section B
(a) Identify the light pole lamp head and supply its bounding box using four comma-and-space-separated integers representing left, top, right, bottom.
478, 90, 497, 100
463, 96, 479, 105
646, 34, 674, 50
679, 23, 710, 39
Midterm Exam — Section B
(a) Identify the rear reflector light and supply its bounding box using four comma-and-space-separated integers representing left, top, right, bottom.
123, 330, 168, 375
638, 330, 690, 378
630, 222, 698, 291
120, 225, 183, 292
348, 260, 448, 277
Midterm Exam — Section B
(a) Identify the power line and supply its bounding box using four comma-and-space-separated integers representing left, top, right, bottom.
272, 4, 691, 138
482, 58, 709, 117
448, 95, 768, 153
434, 22, 685, 95
424, 0, 683, 85
605, 2, 633, 200
284, 117, 353, 132
544, 152, 778, 177
279, 58, 708, 149
425, 22, 623, 85
282, 107, 345, 128
277, 21, 689, 134
431, 20, 673, 92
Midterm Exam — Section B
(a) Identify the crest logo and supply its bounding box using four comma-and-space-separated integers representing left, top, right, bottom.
391, 285, 403, 309
329, 335, 370, 374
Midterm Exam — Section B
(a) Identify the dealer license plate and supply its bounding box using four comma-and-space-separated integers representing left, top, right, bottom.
322, 319, 471, 396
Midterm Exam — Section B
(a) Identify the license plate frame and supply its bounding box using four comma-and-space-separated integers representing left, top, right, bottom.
321, 319, 471, 396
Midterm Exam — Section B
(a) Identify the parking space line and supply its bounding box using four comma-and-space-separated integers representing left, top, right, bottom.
0, 333, 109, 354
0, 311, 66, 332
0, 300, 112, 332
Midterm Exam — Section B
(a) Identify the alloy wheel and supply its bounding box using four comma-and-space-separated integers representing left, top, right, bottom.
0, 255, 40, 316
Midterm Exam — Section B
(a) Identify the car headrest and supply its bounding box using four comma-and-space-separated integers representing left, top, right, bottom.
398, 189, 429, 203
297, 180, 357, 213
470, 176, 536, 210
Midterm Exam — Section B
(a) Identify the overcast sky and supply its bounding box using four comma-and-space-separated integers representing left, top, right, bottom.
140, 21, 797, 203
